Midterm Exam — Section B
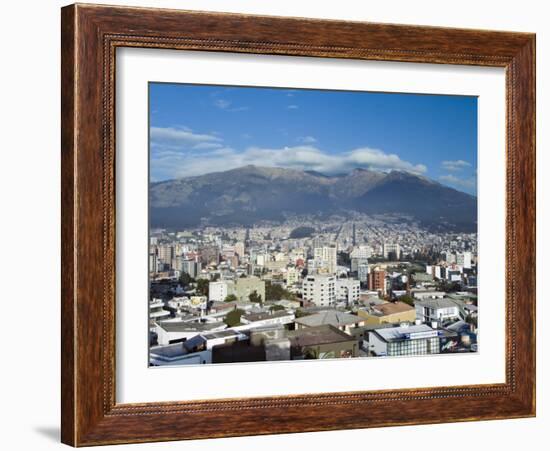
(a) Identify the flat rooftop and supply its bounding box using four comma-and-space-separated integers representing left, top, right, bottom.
158, 320, 225, 333
373, 324, 438, 342
415, 297, 459, 309
295, 310, 361, 328
288, 325, 356, 347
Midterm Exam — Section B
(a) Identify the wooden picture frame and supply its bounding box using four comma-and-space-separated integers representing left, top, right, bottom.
61, 3, 536, 446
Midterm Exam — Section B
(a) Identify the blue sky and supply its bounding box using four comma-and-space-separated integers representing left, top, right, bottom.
149, 83, 477, 195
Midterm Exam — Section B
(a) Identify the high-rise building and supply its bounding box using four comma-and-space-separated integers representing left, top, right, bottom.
358, 262, 370, 282
158, 244, 175, 268
445, 252, 457, 264
312, 236, 325, 251
149, 253, 158, 273
201, 246, 220, 266
209, 280, 235, 302
234, 242, 245, 259
182, 259, 202, 279
314, 245, 338, 275
285, 267, 300, 287
336, 278, 361, 304
368, 268, 387, 295
383, 243, 400, 260
457, 251, 472, 269
302, 274, 336, 306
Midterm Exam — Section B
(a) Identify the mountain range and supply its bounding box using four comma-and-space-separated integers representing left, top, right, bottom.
150, 165, 477, 232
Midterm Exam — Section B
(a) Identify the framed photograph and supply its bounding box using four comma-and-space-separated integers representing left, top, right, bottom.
61, 3, 536, 446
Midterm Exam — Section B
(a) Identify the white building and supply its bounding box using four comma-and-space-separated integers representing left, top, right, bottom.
369, 324, 441, 357
234, 242, 245, 258
383, 242, 400, 259
350, 246, 372, 260
302, 274, 336, 306
313, 245, 338, 275
336, 278, 361, 304
415, 298, 461, 324
457, 251, 472, 269
237, 311, 296, 329
208, 280, 235, 302
155, 320, 227, 346
149, 298, 171, 322
445, 252, 457, 264
285, 267, 300, 287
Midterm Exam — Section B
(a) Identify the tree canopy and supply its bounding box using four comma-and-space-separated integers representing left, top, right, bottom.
196, 278, 209, 297
224, 308, 245, 327
248, 290, 262, 304
265, 281, 296, 301
224, 294, 237, 303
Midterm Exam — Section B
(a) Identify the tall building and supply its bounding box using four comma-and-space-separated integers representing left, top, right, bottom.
208, 280, 235, 302
383, 243, 400, 260
234, 242, 245, 259
336, 278, 361, 304
312, 236, 324, 250
302, 274, 336, 306
314, 245, 338, 275
149, 252, 158, 273
181, 258, 202, 279
445, 252, 457, 264
368, 268, 387, 295
358, 262, 370, 282
285, 267, 300, 287
457, 251, 472, 269
201, 246, 220, 266
158, 244, 175, 268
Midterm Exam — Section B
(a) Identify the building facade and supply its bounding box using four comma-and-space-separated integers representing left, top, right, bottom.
302, 274, 336, 306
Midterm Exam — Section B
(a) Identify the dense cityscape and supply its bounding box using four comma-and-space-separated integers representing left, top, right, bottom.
148, 214, 478, 365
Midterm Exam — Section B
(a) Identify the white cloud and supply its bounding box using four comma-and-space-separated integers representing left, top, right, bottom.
151, 137, 428, 180
192, 142, 224, 150
287, 105, 299, 110
441, 160, 471, 171
150, 127, 222, 149
439, 174, 476, 191
297, 136, 317, 144
213, 99, 249, 112
214, 99, 231, 109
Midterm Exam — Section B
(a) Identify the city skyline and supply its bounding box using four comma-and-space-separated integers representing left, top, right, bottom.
148, 83, 479, 366
150, 83, 478, 195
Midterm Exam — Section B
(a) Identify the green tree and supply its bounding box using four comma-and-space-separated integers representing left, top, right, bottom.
265, 281, 295, 301
179, 272, 194, 287
269, 304, 286, 312
224, 294, 237, 303
398, 294, 415, 307
248, 290, 262, 305
224, 308, 245, 327
196, 278, 209, 297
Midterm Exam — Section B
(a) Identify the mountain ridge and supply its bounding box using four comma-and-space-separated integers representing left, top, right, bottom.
150, 165, 477, 232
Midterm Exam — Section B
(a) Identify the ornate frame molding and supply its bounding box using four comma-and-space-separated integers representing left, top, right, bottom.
62, 4, 535, 446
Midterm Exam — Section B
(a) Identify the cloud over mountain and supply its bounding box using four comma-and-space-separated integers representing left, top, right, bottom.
150, 126, 428, 181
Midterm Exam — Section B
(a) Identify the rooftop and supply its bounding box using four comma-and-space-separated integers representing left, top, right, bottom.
372, 301, 414, 316
242, 310, 293, 322
372, 324, 439, 342
295, 310, 362, 328
415, 297, 459, 309
288, 325, 356, 347
158, 320, 225, 333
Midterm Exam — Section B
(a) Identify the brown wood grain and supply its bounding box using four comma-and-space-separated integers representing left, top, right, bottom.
61, 3, 536, 446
